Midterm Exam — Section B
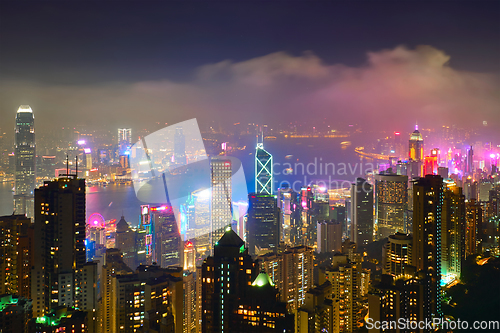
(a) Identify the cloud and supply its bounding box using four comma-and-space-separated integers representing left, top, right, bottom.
0, 45, 498, 136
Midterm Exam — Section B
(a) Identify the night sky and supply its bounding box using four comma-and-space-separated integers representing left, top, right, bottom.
1, 1, 499, 134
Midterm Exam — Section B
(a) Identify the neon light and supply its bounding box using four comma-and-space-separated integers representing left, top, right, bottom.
77, 140, 86, 145
84, 148, 91, 154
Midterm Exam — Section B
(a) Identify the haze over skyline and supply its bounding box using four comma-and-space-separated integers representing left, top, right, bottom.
1, 1, 499, 136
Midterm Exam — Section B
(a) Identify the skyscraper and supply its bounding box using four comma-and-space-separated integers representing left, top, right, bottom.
117, 128, 132, 144
350, 178, 374, 246
255, 133, 273, 195
382, 232, 412, 276
441, 180, 465, 283
408, 126, 424, 162
375, 172, 408, 239
32, 176, 86, 317
282, 245, 314, 313
412, 174, 443, 319
247, 193, 280, 255
201, 229, 258, 333
317, 220, 342, 253
465, 199, 482, 257
14, 105, 36, 218
210, 157, 232, 251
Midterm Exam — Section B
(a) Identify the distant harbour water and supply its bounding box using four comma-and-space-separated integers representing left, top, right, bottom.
0, 135, 387, 225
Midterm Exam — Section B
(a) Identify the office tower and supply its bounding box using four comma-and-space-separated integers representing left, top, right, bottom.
437, 167, 449, 179
0, 215, 33, 298
117, 128, 132, 144
282, 245, 314, 313
321, 255, 360, 333
350, 178, 374, 246
232, 200, 248, 242
247, 193, 280, 255
408, 126, 424, 162
14, 105, 36, 218
317, 220, 342, 253
183, 241, 195, 271
277, 187, 297, 246
368, 271, 426, 333
32, 176, 86, 318
412, 174, 443, 319
382, 232, 412, 276
424, 155, 438, 176
394, 131, 405, 159
441, 181, 465, 284
75, 261, 98, 332
100, 249, 134, 332
115, 215, 137, 269
183, 271, 196, 333
151, 205, 183, 267
296, 281, 340, 333
375, 172, 408, 239
465, 145, 474, 176
465, 199, 482, 257
257, 252, 283, 294
0, 294, 32, 333
210, 158, 232, 251
201, 229, 259, 333
236, 272, 293, 332
191, 189, 211, 261
173, 126, 186, 166
478, 179, 493, 202
255, 133, 273, 195
330, 204, 346, 237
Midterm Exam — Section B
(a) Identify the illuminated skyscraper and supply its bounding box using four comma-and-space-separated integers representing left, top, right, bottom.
465, 199, 482, 257
382, 232, 412, 276
201, 229, 258, 333
247, 193, 280, 255
32, 176, 86, 317
0, 214, 33, 298
210, 157, 232, 251
441, 180, 465, 283
282, 246, 314, 313
350, 178, 374, 246
412, 174, 443, 319
408, 126, 424, 162
255, 133, 273, 195
117, 128, 132, 144
317, 220, 342, 253
14, 105, 36, 218
375, 172, 408, 239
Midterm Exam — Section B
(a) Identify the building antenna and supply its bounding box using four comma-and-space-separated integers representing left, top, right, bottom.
66, 154, 69, 178
75, 156, 78, 179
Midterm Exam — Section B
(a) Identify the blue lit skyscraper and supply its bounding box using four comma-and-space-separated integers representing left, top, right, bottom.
255, 132, 273, 195
14, 105, 36, 218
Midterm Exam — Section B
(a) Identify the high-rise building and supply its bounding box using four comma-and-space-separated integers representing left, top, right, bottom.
151, 205, 183, 267
412, 174, 443, 319
465, 199, 482, 257
441, 181, 465, 283
465, 145, 474, 176
117, 128, 132, 144
247, 193, 280, 255
255, 133, 273, 195
317, 220, 342, 253
282, 245, 314, 313
115, 215, 137, 269
382, 232, 412, 276
210, 158, 232, 251
277, 187, 298, 246
201, 229, 259, 333
183, 271, 196, 333
321, 254, 360, 333
32, 176, 86, 317
350, 178, 374, 246
296, 281, 340, 333
0, 214, 33, 298
408, 126, 424, 162
14, 105, 36, 218
375, 172, 408, 239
